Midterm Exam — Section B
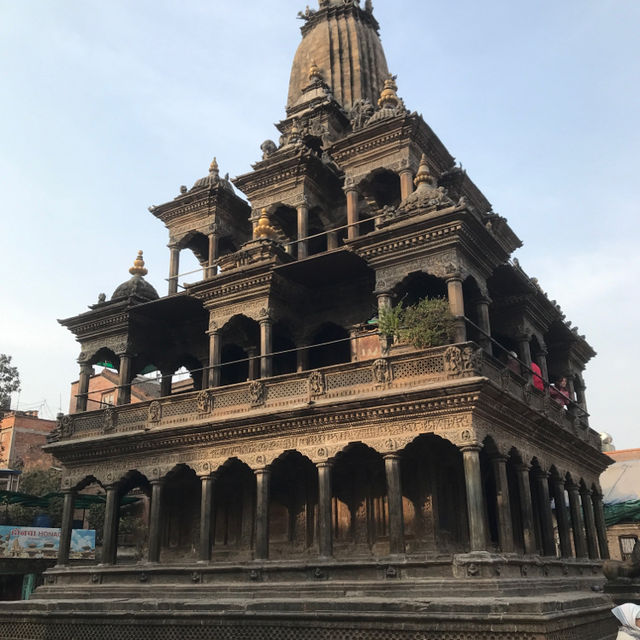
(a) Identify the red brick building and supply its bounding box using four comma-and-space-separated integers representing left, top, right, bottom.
0, 411, 57, 480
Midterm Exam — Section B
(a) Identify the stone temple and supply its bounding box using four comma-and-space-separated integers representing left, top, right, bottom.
1, 1, 617, 638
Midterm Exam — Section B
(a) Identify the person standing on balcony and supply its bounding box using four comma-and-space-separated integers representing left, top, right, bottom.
550, 376, 570, 407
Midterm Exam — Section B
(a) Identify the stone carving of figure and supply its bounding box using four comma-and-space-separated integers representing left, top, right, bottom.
97, 293, 106, 304
350, 99, 374, 131
260, 140, 277, 159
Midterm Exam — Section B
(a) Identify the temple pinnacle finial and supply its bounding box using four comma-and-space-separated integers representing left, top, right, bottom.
377, 74, 400, 109
414, 154, 434, 187
129, 250, 148, 276
209, 157, 219, 177
308, 60, 323, 82
254, 209, 278, 241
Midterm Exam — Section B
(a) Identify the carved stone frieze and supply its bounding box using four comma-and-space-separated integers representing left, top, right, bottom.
373, 250, 462, 289
80, 336, 130, 363
62, 411, 477, 486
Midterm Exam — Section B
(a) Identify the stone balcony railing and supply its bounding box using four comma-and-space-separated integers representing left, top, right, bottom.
49, 342, 599, 449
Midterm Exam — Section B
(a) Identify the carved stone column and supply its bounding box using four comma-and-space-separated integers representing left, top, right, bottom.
101, 484, 120, 565
345, 186, 359, 240
296, 346, 309, 373
535, 345, 549, 385
148, 479, 165, 563
516, 332, 532, 381
475, 297, 492, 352
168, 245, 180, 295
260, 318, 273, 378
384, 454, 405, 555
461, 445, 487, 551
551, 477, 572, 558
592, 490, 610, 559
515, 463, 536, 554
76, 362, 93, 413
56, 489, 76, 566
446, 275, 466, 343
533, 470, 556, 556
491, 454, 514, 553
199, 474, 216, 563
580, 486, 599, 559
399, 168, 414, 200
247, 347, 259, 380
208, 328, 221, 388
116, 354, 133, 406
567, 483, 588, 558
254, 468, 271, 560
207, 233, 218, 279
160, 372, 172, 397
327, 230, 338, 250
316, 462, 333, 558
297, 202, 309, 259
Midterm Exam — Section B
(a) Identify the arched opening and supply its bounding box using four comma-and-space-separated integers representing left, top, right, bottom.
307, 207, 329, 256
529, 458, 545, 555
360, 169, 402, 211
480, 437, 500, 551
308, 323, 350, 369
84, 348, 120, 410
400, 434, 468, 553
159, 465, 201, 563
213, 459, 255, 560
271, 205, 298, 256
272, 322, 297, 376
220, 315, 260, 386
269, 451, 318, 558
462, 276, 483, 345
170, 354, 204, 393
332, 443, 387, 557
507, 448, 525, 554
115, 470, 151, 564
392, 271, 448, 308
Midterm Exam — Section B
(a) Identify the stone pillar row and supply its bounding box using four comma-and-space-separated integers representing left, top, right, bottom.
56, 459, 608, 566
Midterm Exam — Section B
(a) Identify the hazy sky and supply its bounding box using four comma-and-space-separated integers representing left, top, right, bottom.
1, 1, 638, 449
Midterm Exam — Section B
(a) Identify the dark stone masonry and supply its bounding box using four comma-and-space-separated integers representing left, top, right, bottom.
0, 1, 617, 638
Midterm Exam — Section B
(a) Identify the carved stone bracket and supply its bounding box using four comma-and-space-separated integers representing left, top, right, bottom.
148, 401, 162, 424
308, 370, 326, 397
249, 381, 265, 406
103, 407, 117, 434
197, 390, 213, 414
372, 358, 392, 385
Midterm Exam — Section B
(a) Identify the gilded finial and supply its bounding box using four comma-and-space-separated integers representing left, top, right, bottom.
414, 154, 433, 187
309, 60, 323, 82
254, 208, 278, 241
129, 250, 148, 276
378, 74, 400, 109
209, 157, 219, 177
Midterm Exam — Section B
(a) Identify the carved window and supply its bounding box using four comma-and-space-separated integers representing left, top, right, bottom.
100, 392, 115, 408
619, 535, 638, 560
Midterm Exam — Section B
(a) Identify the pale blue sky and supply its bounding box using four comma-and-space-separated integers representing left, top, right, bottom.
1, 1, 638, 448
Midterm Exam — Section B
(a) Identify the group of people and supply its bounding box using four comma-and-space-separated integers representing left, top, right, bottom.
504, 351, 570, 407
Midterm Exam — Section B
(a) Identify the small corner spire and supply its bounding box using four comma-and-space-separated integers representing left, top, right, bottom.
129, 250, 148, 276
378, 74, 400, 109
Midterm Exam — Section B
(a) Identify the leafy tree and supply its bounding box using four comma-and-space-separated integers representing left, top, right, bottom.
5, 469, 63, 527
378, 298, 455, 349
0, 354, 21, 411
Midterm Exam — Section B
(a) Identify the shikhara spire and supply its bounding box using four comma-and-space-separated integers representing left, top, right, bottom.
289, 0, 388, 112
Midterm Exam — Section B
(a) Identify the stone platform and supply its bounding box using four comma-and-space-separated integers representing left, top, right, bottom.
0, 556, 619, 640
